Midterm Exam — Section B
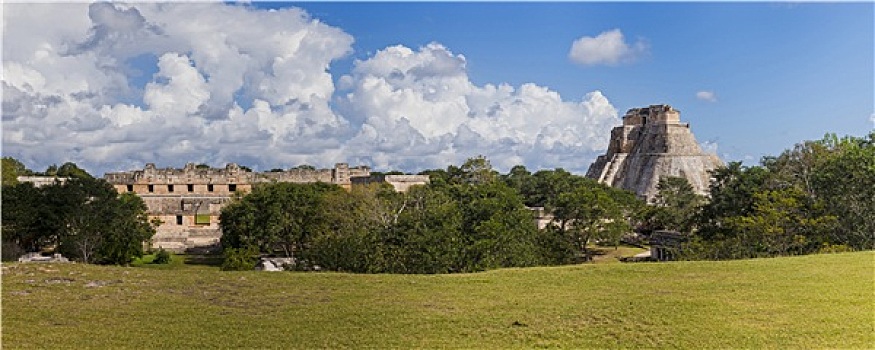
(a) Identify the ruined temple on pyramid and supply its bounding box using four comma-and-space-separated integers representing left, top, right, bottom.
586, 104, 724, 202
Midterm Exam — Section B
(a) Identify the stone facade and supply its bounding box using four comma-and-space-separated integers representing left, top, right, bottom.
350, 174, 430, 192
104, 162, 371, 253
16, 176, 68, 187
586, 104, 723, 202
527, 207, 554, 230
649, 230, 688, 261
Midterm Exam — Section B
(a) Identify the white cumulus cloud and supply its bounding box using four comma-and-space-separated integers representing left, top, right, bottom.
696, 90, 718, 102
3, 2, 621, 175
337, 43, 620, 172
568, 29, 648, 66
3, 2, 354, 173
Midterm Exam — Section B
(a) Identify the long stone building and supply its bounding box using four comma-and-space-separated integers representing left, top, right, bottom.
586, 104, 723, 201
104, 163, 428, 252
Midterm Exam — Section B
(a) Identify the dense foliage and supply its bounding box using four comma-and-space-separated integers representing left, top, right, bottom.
4, 132, 868, 268
221, 157, 642, 273
2, 157, 31, 185
677, 132, 874, 259
1, 163, 156, 264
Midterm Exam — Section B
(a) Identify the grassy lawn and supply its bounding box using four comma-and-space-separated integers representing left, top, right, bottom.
2, 251, 872, 349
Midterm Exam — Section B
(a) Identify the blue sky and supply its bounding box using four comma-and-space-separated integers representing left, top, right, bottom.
2, 2, 872, 175
289, 2, 874, 162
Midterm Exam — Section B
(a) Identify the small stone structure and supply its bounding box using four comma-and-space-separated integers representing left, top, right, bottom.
350, 174, 430, 192
586, 104, 723, 201
18, 252, 70, 263
649, 230, 689, 261
16, 176, 69, 187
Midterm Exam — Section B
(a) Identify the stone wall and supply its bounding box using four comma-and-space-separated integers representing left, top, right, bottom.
587, 104, 723, 201
105, 162, 373, 253
384, 175, 430, 192
16, 176, 68, 187
350, 174, 430, 192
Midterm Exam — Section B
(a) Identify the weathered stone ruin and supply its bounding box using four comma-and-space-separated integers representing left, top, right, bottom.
104, 163, 429, 253
586, 104, 723, 201
18, 252, 70, 263
16, 176, 68, 187
104, 162, 367, 252
351, 174, 432, 192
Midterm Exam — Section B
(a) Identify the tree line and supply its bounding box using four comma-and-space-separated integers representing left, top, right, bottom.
219, 156, 641, 272
640, 132, 874, 259
1, 159, 155, 264
221, 132, 874, 270
3, 131, 870, 268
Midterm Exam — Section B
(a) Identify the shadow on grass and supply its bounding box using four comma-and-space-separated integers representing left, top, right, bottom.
183, 254, 224, 267
131, 253, 223, 270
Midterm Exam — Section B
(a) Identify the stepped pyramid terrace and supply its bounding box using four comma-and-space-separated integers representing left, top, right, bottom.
586, 104, 723, 201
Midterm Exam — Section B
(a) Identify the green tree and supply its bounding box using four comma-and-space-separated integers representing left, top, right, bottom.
686, 132, 874, 259
379, 185, 465, 273
2, 157, 31, 185
59, 184, 112, 263
97, 193, 156, 264
502, 165, 531, 194
762, 139, 830, 196
548, 182, 630, 261
2, 175, 94, 254
38, 162, 93, 179
417, 168, 457, 188
55, 162, 93, 179
642, 176, 705, 234
43, 164, 58, 176
459, 155, 499, 185
220, 182, 343, 262
452, 179, 543, 271
1, 182, 44, 256
56, 178, 155, 264
808, 132, 875, 250
725, 187, 837, 257
697, 162, 770, 241
308, 184, 386, 272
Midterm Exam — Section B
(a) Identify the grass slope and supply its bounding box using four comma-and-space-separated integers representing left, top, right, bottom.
2, 252, 873, 349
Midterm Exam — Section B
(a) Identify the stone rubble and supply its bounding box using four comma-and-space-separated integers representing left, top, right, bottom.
18, 253, 70, 263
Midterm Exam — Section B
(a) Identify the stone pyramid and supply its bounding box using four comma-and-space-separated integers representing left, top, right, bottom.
586, 104, 723, 202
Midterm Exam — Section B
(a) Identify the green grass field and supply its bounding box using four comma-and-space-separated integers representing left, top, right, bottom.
3, 251, 873, 349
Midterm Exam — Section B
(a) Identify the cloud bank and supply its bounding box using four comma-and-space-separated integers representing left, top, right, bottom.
3, 2, 620, 175
568, 29, 648, 66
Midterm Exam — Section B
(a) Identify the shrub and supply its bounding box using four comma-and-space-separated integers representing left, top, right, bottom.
152, 248, 172, 264
818, 243, 852, 254
221, 246, 258, 271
